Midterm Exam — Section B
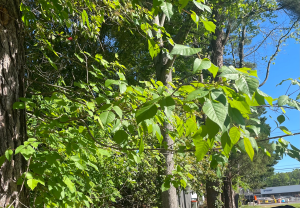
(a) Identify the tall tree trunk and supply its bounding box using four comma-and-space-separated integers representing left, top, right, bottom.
206, 180, 220, 208
152, 12, 192, 208
222, 174, 236, 208
0, 1, 28, 207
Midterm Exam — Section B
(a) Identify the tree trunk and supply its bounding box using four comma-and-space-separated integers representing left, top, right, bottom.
206, 180, 220, 208
222, 175, 236, 208
155, 50, 178, 208
0, 1, 28, 207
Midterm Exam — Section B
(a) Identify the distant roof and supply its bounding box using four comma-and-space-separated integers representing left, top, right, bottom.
260, 185, 300, 194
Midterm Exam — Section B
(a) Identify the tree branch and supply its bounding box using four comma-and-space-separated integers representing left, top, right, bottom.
259, 18, 299, 87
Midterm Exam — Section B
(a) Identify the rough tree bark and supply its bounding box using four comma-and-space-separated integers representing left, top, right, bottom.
152, 13, 192, 208
0, 0, 28, 207
222, 174, 236, 208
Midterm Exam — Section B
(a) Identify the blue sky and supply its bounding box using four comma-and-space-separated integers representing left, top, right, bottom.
256, 34, 300, 173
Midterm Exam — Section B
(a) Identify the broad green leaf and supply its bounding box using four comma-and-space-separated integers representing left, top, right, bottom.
179, 0, 190, 9
246, 125, 260, 137
208, 64, 218, 78
249, 118, 260, 124
161, 181, 170, 192
27, 179, 40, 190
160, 2, 173, 20
256, 89, 273, 106
202, 99, 227, 129
201, 19, 216, 32
279, 126, 292, 135
235, 76, 259, 98
229, 127, 240, 145
219, 66, 240, 80
193, 137, 209, 162
113, 106, 122, 118
221, 132, 232, 157
277, 115, 285, 124
279, 138, 289, 146
170, 44, 201, 56
244, 138, 254, 161
193, 58, 211, 73
228, 106, 245, 125
248, 137, 258, 152
229, 99, 251, 119
136, 104, 157, 124
5, 149, 13, 161
185, 88, 209, 101
13, 102, 25, 109
278, 95, 289, 106
105, 79, 118, 87
148, 39, 160, 59
100, 111, 115, 125
193, 0, 211, 12
63, 176, 76, 193
113, 130, 128, 145
185, 117, 197, 137
206, 118, 219, 138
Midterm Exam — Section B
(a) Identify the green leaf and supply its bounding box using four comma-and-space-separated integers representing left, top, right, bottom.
193, 0, 211, 12
264, 149, 271, 157
113, 106, 123, 118
296, 93, 300, 100
208, 64, 218, 78
185, 117, 197, 137
244, 138, 254, 161
75, 53, 84, 63
160, 2, 173, 20
219, 66, 239, 80
279, 138, 289, 146
27, 179, 39, 190
279, 126, 292, 135
161, 181, 170, 192
193, 137, 209, 162
248, 137, 258, 152
179, 0, 190, 9
139, 137, 144, 153
13, 102, 25, 109
82, 10, 90, 30
246, 125, 260, 137
63, 176, 76, 193
105, 79, 118, 87
5, 149, 13, 161
235, 76, 259, 98
185, 88, 209, 101
229, 127, 240, 145
278, 95, 289, 106
170, 44, 201, 56
0, 155, 6, 167
206, 118, 219, 138
201, 19, 216, 32
113, 130, 128, 145
228, 106, 245, 125
277, 115, 285, 124
202, 99, 227, 129
193, 58, 211, 72
221, 132, 232, 157
136, 104, 157, 124
100, 111, 115, 125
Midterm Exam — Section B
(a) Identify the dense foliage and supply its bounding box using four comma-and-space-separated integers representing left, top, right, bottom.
265, 169, 300, 187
